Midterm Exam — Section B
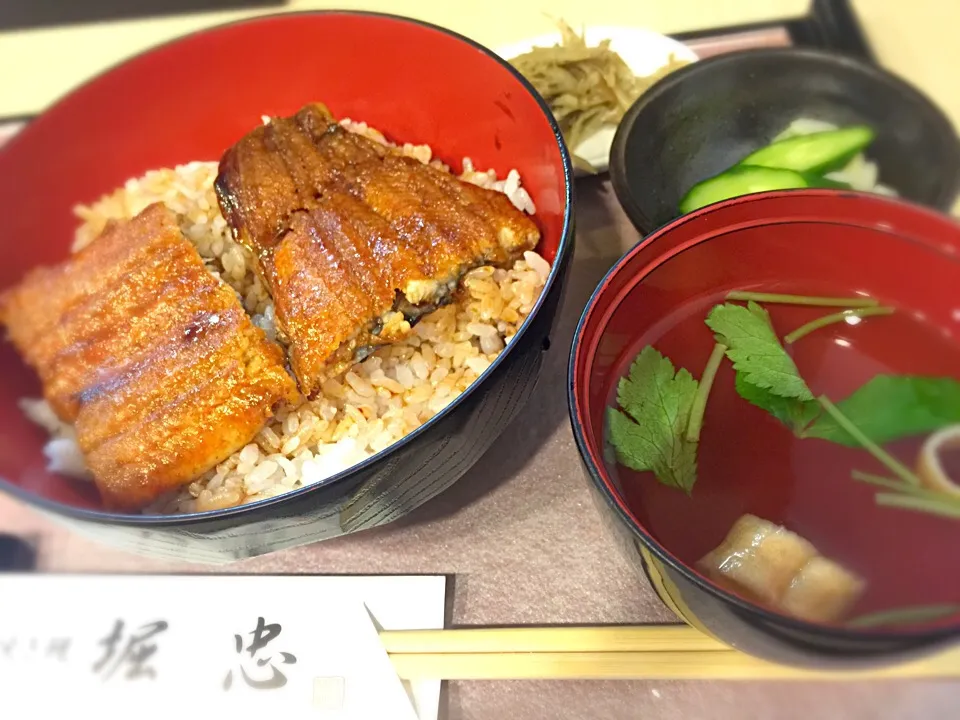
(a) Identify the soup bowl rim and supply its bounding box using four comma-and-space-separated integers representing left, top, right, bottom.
567, 188, 960, 643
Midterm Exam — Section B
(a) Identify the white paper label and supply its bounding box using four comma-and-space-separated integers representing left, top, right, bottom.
0, 574, 444, 720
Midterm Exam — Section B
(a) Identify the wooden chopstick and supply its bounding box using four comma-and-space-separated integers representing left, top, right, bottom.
380, 625, 960, 680
389, 647, 960, 681
379, 625, 727, 654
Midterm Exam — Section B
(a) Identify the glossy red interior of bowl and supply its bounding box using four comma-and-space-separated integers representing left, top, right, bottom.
0, 12, 569, 511
571, 190, 960, 627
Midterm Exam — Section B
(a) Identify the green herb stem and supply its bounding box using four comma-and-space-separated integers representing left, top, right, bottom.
853, 471, 960, 521
785, 306, 895, 344
817, 396, 921, 486
686, 343, 727, 443
875, 492, 960, 519
847, 603, 960, 629
852, 470, 960, 504
725, 291, 880, 308
851, 470, 921, 494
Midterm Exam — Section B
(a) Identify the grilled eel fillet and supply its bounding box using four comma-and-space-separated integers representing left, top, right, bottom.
0, 204, 299, 510
216, 103, 541, 396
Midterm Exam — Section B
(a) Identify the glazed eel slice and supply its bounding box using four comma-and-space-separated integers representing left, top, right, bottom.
215, 103, 540, 396
0, 204, 299, 510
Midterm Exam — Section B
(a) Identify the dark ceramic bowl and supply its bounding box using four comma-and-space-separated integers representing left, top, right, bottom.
610, 47, 960, 234
568, 189, 960, 667
0, 12, 574, 563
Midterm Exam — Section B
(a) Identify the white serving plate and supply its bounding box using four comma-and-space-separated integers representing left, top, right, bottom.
496, 26, 698, 173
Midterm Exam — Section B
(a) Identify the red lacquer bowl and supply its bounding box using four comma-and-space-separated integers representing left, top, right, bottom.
569, 190, 960, 667
0, 12, 573, 561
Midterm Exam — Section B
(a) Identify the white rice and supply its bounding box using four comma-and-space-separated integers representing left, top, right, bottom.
30, 124, 548, 514
20, 398, 90, 479
774, 118, 898, 196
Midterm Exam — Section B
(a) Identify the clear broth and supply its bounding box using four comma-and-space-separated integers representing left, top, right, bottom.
606, 291, 960, 622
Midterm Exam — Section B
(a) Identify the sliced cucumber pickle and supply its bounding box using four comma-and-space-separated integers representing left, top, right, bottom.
800, 174, 853, 190
738, 126, 875, 175
679, 166, 810, 214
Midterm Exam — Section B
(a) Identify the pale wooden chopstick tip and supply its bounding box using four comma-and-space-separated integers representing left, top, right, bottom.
380, 625, 960, 681
389, 647, 960, 681
379, 625, 727, 655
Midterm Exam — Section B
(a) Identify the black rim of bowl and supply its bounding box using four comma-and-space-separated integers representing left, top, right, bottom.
567, 190, 960, 645
0, 10, 575, 525
609, 46, 960, 236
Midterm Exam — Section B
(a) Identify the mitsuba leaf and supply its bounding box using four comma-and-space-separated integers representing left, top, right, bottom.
735, 373, 821, 433
805, 375, 960, 446
606, 346, 699, 493
706, 302, 813, 400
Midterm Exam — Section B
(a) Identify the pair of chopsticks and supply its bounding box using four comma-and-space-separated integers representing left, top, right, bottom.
380, 625, 960, 680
